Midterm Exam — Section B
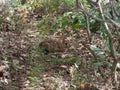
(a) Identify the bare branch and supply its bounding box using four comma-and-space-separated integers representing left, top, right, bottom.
98, 1, 118, 77
105, 15, 120, 28
87, 0, 99, 9
84, 13, 92, 42
78, 1, 104, 22
78, 0, 120, 29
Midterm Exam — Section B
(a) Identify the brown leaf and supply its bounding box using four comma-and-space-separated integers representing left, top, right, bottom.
0, 66, 6, 72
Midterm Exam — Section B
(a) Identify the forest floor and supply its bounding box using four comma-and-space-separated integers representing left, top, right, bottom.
0, 10, 120, 90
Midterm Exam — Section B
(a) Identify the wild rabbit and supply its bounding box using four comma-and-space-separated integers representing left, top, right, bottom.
39, 35, 69, 54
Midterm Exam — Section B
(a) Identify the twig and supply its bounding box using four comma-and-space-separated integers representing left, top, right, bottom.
105, 15, 120, 28
84, 13, 92, 42
98, 1, 118, 87
78, 1, 120, 28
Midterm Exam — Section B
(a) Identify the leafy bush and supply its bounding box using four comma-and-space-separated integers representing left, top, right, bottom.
77, 0, 120, 88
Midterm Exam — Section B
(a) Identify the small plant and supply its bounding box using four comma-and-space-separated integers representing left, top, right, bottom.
77, 0, 120, 89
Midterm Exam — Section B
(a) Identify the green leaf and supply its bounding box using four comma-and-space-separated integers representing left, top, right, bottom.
115, 52, 120, 55
90, 19, 96, 24
79, 22, 86, 28
104, 41, 110, 52
115, 52, 120, 58
101, 32, 108, 40
100, 25, 108, 39
93, 62, 101, 69
98, 53, 105, 61
28, 76, 37, 82
90, 45, 102, 51
62, 20, 68, 27
63, 12, 73, 16
72, 23, 80, 29
106, 62, 112, 67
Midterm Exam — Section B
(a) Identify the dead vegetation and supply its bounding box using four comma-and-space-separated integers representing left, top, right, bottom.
0, 0, 120, 90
